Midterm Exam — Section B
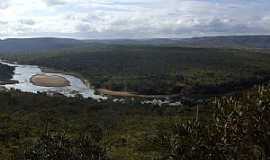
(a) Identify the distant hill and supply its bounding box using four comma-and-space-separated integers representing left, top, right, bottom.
83, 38, 181, 46
1, 36, 270, 54
84, 35, 270, 49
177, 35, 270, 49
0, 38, 84, 54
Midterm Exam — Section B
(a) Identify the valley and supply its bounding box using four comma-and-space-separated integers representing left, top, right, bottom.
0, 36, 269, 159
5, 44, 270, 97
1, 0, 269, 159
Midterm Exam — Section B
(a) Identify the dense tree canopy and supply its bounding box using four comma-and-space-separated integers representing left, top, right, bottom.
3, 45, 270, 96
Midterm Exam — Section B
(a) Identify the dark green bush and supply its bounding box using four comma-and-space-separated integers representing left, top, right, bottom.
144, 85, 270, 159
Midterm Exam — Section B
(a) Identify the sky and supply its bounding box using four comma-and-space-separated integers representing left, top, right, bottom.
0, 0, 269, 39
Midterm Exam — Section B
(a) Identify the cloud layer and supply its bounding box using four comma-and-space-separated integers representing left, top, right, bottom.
0, 0, 269, 39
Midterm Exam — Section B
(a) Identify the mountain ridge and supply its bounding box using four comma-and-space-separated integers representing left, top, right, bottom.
1, 35, 270, 54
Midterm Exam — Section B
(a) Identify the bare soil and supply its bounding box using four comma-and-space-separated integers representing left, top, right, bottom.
30, 74, 70, 87
97, 89, 139, 97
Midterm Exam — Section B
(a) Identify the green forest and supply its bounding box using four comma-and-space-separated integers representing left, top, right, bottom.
3, 45, 270, 96
0, 64, 16, 85
0, 41, 269, 159
0, 0, 269, 157
0, 84, 268, 159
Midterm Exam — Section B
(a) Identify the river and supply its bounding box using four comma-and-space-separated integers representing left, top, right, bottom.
0, 60, 106, 100
0, 60, 185, 106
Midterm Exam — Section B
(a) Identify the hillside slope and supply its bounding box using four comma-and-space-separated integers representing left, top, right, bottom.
0, 38, 84, 53
5, 46, 270, 96
1, 35, 270, 55
178, 35, 270, 48
84, 35, 270, 49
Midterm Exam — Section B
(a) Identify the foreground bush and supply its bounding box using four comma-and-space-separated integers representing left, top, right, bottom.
144, 85, 270, 159
25, 124, 108, 160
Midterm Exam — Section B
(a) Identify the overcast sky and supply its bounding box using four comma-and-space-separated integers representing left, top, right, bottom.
0, 0, 269, 39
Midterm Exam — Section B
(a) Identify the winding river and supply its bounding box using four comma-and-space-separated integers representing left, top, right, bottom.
0, 60, 106, 100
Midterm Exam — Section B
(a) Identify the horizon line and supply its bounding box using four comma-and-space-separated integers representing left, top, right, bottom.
1, 34, 270, 41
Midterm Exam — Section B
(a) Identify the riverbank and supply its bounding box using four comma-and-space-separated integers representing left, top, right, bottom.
97, 88, 182, 99
97, 89, 139, 97
0, 60, 104, 99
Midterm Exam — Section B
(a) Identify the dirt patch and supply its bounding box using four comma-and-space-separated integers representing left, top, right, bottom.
97, 89, 139, 97
97, 88, 181, 98
31, 74, 70, 87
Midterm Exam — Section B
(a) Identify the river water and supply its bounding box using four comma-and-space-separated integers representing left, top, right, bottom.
0, 60, 106, 100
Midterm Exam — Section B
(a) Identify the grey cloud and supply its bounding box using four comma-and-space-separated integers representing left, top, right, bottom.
42, 0, 66, 6
200, 18, 267, 34
82, 15, 104, 22
76, 24, 91, 33
20, 19, 36, 25
0, 21, 8, 25
2, 0, 270, 39
75, 14, 270, 39
0, 1, 9, 9
170, 17, 269, 37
